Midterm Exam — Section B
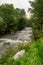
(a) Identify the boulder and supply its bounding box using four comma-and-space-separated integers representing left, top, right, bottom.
3, 42, 11, 47
13, 50, 25, 60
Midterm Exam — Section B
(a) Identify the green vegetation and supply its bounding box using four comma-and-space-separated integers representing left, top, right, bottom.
0, 4, 28, 36
29, 0, 43, 39
0, 38, 43, 65
0, 0, 43, 64
0, 0, 43, 39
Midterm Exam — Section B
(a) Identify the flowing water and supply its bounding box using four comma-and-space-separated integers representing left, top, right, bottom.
0, 27, 33, 45
0, 27, 33, 55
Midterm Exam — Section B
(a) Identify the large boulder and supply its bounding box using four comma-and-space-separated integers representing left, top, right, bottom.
13, 50, 25, 60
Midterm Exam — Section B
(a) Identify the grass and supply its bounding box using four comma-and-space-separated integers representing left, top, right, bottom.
0, 37, 43, 65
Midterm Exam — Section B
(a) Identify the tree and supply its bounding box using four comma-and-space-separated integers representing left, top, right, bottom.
29, 0, 43, 39
17, 17, 27, 30
0, 4, 26, 35
15, 8, 25, 18
0, 16, 6, 35
0, 4, 18, 33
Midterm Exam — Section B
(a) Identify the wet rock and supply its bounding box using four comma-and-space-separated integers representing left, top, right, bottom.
3, 42, 11, 47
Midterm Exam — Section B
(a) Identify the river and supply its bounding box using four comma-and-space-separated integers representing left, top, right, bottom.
0, 27, 33, 56
0, 27, 33, 45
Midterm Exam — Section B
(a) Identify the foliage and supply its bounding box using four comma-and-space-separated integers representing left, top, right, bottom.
29, 0, 43, 39
17, 17, 27, 30
0, 4, 28, 35
0, 16, 6, 35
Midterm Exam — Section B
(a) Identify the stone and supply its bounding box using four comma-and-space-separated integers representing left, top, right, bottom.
13, 50, 25, 60
3, 42, 11, 47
